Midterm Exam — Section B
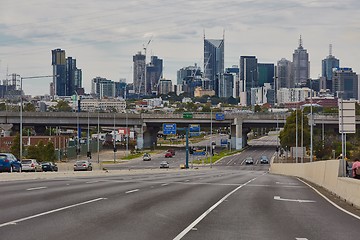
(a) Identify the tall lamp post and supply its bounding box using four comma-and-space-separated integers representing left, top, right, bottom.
310, 79, 313, 162
18, 75, 54, 161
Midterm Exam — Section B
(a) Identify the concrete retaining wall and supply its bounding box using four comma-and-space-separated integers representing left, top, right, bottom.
270, 160, 360, 209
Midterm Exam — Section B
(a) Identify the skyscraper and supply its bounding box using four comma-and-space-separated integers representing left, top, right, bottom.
51, 49, 66, 96
332, 68, 358, 100
293, 36, 310, 87
276, 58, 294, 89
133, 52, 146, 96
258, 63, 275, 87
51, 49, 82, 96
240, 56, 258, 106
322, 44, 339, 92
204, 36, 224, 92
146, 56, 163, 95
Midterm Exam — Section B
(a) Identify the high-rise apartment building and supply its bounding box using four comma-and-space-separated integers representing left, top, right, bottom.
146, 56, 163, 95
218, 73, 234, 98
204, 37, 224, 92
91, 77, 115, 99
133, 52, 146, 96
292, 36, 310, 87
158, 79, 172, 95
177, 65, 202, 97
332, 68, 358, 100
51, 49, 82, 96
322, 44, 339, 92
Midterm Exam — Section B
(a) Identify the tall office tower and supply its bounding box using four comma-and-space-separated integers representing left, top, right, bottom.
51, 49, 82, 96
225, 66, 239, 97
218, 73, 234, 98
133, 52, 146, 96
51, 49, 66, 96
91, 77, 115, 99
258, 63, 275, 87
115, 79, 127, 98
240, 56, 258, 106
332, 68, 358, 100
158, 79, 172, 95
177, 65, 202, 97
293, 36, 310, 87
276, 58, 294, 88
66, 57, 82, 95
322, 44, 339, 92
204, 36, 224, 93
146, 56, 163, 95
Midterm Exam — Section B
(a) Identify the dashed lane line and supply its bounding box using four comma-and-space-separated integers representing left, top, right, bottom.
26, 187, 47, 191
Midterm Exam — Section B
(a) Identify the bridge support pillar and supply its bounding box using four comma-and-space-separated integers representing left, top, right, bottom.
136, 124, 160, 150
235, 118, 243, 150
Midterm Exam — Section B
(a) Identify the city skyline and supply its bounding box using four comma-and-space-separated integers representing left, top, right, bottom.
0, 0, 360, 96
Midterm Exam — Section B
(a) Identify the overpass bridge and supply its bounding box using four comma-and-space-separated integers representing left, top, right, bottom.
0, 111, 349, 149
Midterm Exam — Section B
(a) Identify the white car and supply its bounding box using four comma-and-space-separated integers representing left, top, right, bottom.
74, 160, 93, 171
21, 159, 43, 172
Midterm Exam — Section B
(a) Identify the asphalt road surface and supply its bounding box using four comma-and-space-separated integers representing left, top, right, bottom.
1, 166, 360, 240
1, 135, 359, 239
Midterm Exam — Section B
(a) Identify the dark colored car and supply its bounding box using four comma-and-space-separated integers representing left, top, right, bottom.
41, 162, 58, 172
0, 153, 22, 173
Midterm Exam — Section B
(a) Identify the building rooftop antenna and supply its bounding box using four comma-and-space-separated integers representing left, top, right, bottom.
329, 44, 333, 56
299, 35, 303, 48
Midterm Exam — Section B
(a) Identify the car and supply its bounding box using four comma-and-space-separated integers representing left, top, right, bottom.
167, 149, 175, 156
143, 153, 151, 161
245, 157, 254, 165
260, 156, 269, 164
165, 151, 173, 158
74, 160, 93, 171
41, 162, 58, 172
21, 159, 43, 172
160, 161, 169, 168
0, 153, 22, 173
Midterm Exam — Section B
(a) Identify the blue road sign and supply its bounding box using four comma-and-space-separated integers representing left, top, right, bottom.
189, 124, 200, 132
163, 123, 176, 135
193, 151, 206, 156
221, 138, 228, 146
216, 113, 225, 121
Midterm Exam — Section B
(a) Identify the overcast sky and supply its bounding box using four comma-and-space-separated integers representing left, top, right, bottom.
1, 0, 360, 96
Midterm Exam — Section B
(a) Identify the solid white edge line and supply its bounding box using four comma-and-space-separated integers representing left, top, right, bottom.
125, 189, 139, 194
173, 177, 257, 240
26, 187, 47, 191
0, 198, 106, 228
297, 178, 360, 221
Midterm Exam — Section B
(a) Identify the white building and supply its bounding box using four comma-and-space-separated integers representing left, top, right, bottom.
277, 87, 312, 105
80, 98, 126, 112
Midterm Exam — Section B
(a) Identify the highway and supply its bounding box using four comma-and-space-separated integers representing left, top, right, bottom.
1, 135, 359, 239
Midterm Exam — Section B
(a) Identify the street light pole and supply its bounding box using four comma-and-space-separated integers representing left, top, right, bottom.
113, 113, 116, 163
126, 110, 129, 158
210, 107, 213, 168
97, 110, 100, 164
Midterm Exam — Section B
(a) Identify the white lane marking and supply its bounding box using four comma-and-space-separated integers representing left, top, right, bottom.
125, 189, 139, 194
173, 177, 257, 240
297, 178, 360, 221
0, 198, 106, 228
26, 187, 47, 191
161, 183, 169, 186
276, 182, 299, 185
86, 181, 99, 184
274, 196, 316, 203
185, 180, 190, 182
296, 238, 308, 240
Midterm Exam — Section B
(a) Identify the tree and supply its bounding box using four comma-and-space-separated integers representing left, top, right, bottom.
54, 100, 72, 112
0, 103, 6, 111
254, 105, 261, 113
279, 110, 310, 148
23, 102, 36, 112
10, 134, 21, 159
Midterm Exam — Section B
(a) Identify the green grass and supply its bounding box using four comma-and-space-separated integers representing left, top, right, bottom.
192, 149, 241, 164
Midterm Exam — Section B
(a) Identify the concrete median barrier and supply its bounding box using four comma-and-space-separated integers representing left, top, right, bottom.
270, 160, 360, 209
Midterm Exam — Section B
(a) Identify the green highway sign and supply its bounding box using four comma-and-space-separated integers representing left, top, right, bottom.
183, 112, 193, 119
